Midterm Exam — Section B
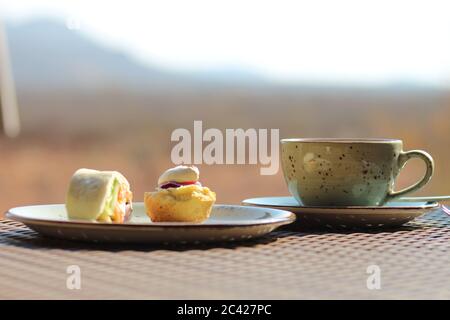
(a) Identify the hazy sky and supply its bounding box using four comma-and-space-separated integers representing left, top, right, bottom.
1, 0, 450, 86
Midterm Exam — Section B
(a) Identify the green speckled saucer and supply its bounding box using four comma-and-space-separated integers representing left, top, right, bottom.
242, 196, 440, 229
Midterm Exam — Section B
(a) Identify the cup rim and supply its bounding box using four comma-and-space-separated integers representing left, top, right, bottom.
281, 138, 402, 144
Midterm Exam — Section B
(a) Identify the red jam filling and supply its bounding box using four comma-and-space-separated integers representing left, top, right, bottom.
159, 181, 201, 189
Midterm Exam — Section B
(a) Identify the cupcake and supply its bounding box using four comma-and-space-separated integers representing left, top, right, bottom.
144, 165, 216, 222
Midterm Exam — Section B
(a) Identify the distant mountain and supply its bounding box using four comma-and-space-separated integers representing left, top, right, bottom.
5, 19, 265, 92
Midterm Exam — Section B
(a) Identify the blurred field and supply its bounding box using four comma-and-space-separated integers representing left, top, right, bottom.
1, 86, 450, 215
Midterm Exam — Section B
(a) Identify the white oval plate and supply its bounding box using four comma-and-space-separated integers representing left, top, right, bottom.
6, 203, 295, 244
242, 196, 441, 229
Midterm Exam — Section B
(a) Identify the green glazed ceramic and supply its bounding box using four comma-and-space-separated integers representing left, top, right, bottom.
281, 138, 434, 206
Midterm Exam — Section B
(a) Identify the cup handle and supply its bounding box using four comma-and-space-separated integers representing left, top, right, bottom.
386, 150, 434, 201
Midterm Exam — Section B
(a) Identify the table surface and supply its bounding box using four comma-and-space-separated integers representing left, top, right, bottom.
1, 208, 450, 299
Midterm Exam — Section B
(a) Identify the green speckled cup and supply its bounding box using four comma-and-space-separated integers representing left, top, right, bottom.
281, 138, 434, 206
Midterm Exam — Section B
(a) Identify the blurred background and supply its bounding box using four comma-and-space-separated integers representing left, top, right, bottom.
0, 0, 449, 213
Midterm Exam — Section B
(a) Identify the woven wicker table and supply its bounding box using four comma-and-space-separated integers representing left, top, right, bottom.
1, 209, 450, 299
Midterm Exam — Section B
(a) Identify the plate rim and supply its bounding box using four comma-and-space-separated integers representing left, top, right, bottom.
242, 196, 440, 210
5, 203, 296, 229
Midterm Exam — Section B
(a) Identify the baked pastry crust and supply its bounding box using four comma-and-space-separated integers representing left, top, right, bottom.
144, 184, 216, 222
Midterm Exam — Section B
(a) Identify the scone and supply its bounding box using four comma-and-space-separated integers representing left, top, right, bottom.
144, 165, 216, 222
